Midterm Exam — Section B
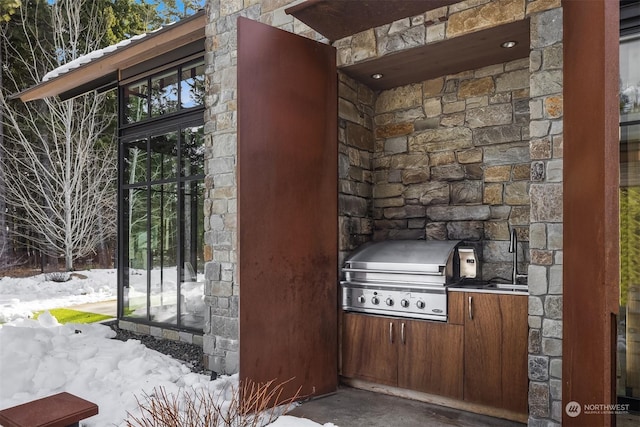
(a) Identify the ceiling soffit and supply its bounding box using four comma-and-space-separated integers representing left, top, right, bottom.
286, 0, 460, 42
342, 19, 531, 91
287, 1, 530, 91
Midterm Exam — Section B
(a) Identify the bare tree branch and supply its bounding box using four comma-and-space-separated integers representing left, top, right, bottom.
1, 0, 116, 270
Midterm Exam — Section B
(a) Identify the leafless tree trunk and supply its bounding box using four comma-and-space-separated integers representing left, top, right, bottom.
0, 23, 10, 267
0, 0, 117, 271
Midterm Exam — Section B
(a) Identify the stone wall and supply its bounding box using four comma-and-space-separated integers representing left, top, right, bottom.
337, 56, 534, 283
370, 59, 531, 281
526, 2, 564, 426
338, 73, 375, 262
335, 0, 539, 280
118, 320, 204, 347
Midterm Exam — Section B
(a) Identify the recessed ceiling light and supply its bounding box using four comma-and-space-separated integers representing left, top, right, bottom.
371, 73, 384, 80
501, 40, 517, 49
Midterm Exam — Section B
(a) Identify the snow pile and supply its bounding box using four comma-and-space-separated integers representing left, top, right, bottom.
0, 269, 117, 323
0, 314, 334, 427
0, 271, 336, 426
0, 313, 207, 425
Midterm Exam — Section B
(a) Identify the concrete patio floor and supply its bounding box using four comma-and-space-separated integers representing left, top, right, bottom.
288, 386, 526, 427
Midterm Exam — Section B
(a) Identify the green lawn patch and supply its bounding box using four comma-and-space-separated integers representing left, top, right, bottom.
34, 308, 113, 324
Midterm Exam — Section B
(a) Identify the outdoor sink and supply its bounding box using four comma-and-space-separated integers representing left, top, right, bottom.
483, 283, 529, 293
450, 280, 529, 294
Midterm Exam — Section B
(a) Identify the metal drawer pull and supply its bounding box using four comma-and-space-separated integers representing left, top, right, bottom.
389, 322, 393, 344
401, 322, 406, 344
468, 296, 473, 320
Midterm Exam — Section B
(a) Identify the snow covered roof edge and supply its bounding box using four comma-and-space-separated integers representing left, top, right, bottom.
14, 10, 206, 102
42, 31, 157, 82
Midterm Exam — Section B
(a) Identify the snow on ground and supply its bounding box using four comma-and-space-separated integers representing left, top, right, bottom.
0, 272, 336, 427
0, 268, 206, 323
0, 269, 118, 323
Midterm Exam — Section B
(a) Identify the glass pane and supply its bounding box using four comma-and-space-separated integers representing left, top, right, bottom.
150, 132, 178, 181
151, 70, 179, 117
182, 126, 204, 177
181, 60, 205, 109
620, 35, 640, 123
180, 180, 205, 329
619, 34, 640, 418
124, 139, 147, 184
123, 80, 149, 123
125, 188, 148, 319
621, 125, 640, 187
149, 183, 178, 325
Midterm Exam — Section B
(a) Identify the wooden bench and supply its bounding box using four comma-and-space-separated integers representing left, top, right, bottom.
0, 392, 98, 427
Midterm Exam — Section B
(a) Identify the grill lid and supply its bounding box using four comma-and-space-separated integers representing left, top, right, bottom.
344, 240, 461, 274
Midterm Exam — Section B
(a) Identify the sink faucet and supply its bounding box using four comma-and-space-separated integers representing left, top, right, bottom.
509, 228, 527, 285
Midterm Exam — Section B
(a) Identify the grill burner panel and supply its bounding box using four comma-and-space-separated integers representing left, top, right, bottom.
341, 240, 476, 321
341, 284, 447, 321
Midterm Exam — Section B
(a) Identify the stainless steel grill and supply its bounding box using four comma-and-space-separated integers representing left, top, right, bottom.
341, 240, 477, 321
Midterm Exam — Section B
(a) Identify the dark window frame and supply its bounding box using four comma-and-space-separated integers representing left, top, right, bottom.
117, 54, 205, 333
120, 57, 205, 128
618, 0, 640, 414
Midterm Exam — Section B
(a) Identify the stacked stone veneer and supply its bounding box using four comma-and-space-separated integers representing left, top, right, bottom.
339, 58, 532, 281
203, 0, 565, 425
526, 2, 563, 426
118, 319, 204, 347
386, 62, 531, 280
338, 73, 375, 262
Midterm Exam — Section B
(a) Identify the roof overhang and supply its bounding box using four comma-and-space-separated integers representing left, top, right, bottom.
15, 10, 206, 102
341, 18, 530, 91
287, 0, 530, 91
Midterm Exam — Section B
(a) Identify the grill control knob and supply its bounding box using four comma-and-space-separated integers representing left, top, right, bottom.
400, 299, 410, 308
385, 298, 394, 306
357, 295, 366, 304
416, 300, 426, 309
371, 296, 380, 305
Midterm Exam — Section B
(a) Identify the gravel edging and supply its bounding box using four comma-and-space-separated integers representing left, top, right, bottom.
104, 320, 210, 376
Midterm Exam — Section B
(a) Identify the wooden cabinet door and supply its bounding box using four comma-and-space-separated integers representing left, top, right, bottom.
464, 293, 528, 414
342, 313, 398, 386
398, 319, 463, 399
499, 294, 528, 414
464, 293, 502, 407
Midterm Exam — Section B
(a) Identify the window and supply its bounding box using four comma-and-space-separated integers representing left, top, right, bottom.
123, 59, 205, 125
618, 29, 640, 417
121, 124, 205, 330
119, 56, 205, 332
181, 60, 205, 109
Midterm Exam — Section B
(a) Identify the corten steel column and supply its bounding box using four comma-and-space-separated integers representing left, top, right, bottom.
563, 1, 620, 425
237, 17, 338, 400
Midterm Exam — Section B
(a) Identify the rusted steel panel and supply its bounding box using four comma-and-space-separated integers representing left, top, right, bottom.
238, 17, 338, 400
562, 1, 620, 426
0, 392, 98, 427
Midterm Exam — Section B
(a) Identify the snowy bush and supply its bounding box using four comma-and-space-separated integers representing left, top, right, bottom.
44, 272, 71, 282
126, 379, 300, 427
